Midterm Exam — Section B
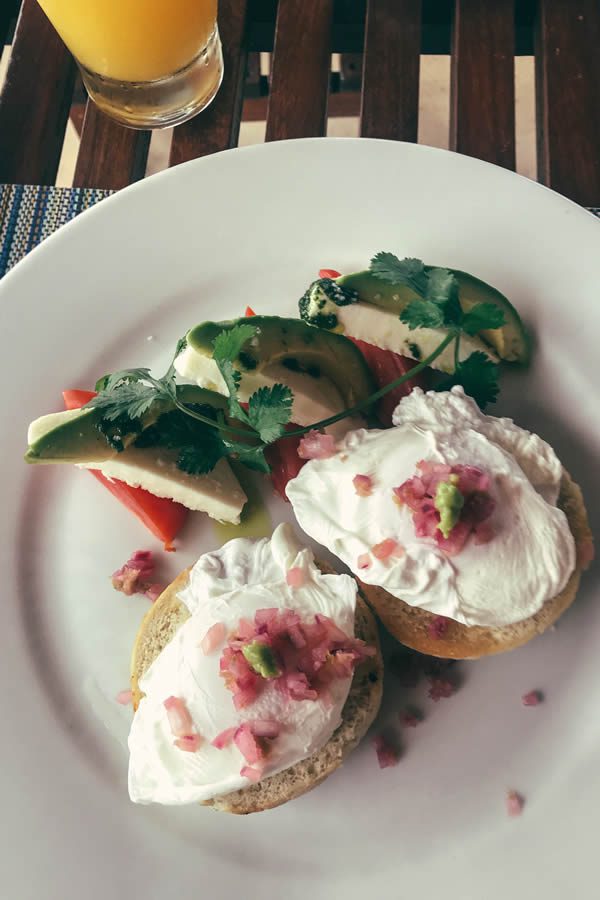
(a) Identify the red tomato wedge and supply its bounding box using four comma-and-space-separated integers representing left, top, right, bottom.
62, 390, 188, 545
349, 338, 431, 426
63, 389, 97, 410
245, 306, 256, 317
318, 268, 341, 279
265, 424, 305, 500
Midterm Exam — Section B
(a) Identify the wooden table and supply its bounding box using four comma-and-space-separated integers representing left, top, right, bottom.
1, 0, 599, 206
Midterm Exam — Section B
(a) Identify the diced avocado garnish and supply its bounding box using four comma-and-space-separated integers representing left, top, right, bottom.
25, 385, 228, 466
187, 315, 376, 410
336, 268, 530, 364
242, 641, 281, 678
434, 475, 464, 539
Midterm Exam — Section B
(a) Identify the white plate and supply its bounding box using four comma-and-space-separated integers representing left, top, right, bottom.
1, 139, 598, 900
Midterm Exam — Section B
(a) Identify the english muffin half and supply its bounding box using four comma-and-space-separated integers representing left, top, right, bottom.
130, 562, 383, 814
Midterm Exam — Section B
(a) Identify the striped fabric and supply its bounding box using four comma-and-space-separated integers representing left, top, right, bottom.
0, 184, 113, 278
0, 185, 598, 281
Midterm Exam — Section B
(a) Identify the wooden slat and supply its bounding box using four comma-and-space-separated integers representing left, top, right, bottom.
535, 0, 600, 205
244, 90, 361, 122
360, 0, 421, 142
170, 0, 248, 166
450, 0, 515, 167
266, 0, 334, 141
450, 0, 515, 169
0, 0, 76, 185
73, 103, 150, 190
247, 0, 537, 55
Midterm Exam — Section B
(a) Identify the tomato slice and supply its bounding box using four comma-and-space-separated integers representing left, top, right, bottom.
318, 268, 341, 279
63, 389, 97, 410
62, 389, 188, 544
349, 338, 431, 426
245, 306, 256, 317
265, 424, 305, 500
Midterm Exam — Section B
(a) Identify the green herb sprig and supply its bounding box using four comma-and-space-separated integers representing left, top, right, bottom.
85, 255, 505, 476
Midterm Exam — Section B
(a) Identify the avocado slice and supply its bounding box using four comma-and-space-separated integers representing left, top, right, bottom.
298, 276, 497, 374
25, 385, 228, 466
26, 407, 127, 465
336, 269, 530, 364
183, 316, 376, 413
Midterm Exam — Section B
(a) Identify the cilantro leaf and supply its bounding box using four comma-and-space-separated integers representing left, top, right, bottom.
134, 406, 226, 475
86, 382, 158, 421
222, 439, 271, 473
436, 351, 499, 409
176, 430, 225, 475
460, 303, 506, 336
211, 324, 259, 424
212, 324, 258, 364
400, 300, 446, 330
371, 254, 464, 329
370, 253, 429, 295
217, 360, 249, 423
425, 268, 456, 303
247, 384, 293, 443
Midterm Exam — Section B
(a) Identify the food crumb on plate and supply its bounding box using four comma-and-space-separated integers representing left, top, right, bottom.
522, 690, 543, 706
400, 708, 422, 728
506, 790, 525, 817
373, 733, 400, 769
427, 677, 455, 702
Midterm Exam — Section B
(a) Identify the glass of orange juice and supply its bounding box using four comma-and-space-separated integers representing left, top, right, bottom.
37, 0, 223, 129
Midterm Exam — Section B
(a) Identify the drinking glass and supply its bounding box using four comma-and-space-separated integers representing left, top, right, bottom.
37, 0, 223, 129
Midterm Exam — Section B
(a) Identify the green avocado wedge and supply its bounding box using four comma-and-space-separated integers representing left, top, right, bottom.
337, 268, 531, 364
186, 315, 376, 409
26, 406, 123, 464
25, 385, 228, 466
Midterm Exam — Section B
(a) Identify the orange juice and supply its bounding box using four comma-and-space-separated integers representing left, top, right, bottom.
37, 0, 218, 82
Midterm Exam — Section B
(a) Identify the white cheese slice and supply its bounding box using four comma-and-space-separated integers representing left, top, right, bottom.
78, 450, 247, 523
332, 302, 498, 373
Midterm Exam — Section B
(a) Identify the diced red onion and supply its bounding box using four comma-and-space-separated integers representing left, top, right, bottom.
297, 430, 337, 460
200, 622, 227, 655
248, 719, 281, 739
240, 764, 264, 782
173, 734, 201, 752
427, 677, 455, 702
220, 607, 376, 710
357, 552, 371, 570
353, 473, 373, 497
371, 538, 400, 561
522, 690, 543, 707
144, 583, 164, 603
212, 727, 237, 749
506, 790, 525, 817
286, 566, 306, 588
234, 723, 265, 764
116, 689, 133, 706
112, 550, 157, 596
163, 696, 194, 737
427, 616, 450, 640
400, 710, 421, 728
373, 734, 399, 769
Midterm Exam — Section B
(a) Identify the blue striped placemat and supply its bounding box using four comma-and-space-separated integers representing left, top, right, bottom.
0, 184, 598, 280
0, 184, 114, 278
